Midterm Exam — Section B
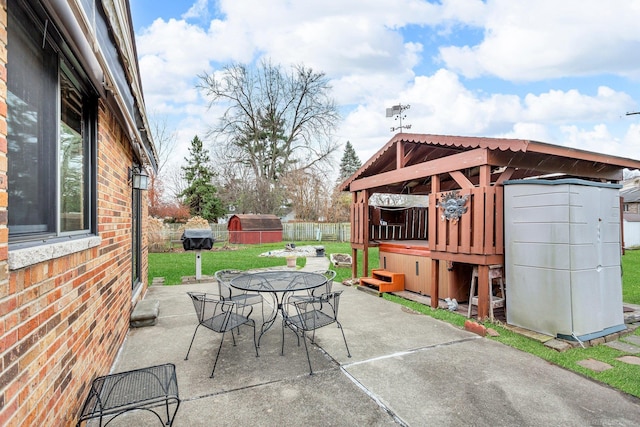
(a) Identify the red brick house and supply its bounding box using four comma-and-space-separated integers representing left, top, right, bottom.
0, 0, 157, 425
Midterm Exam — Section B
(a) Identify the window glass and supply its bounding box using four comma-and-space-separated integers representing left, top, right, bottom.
7, 2, 94, 243
60, 73, 86, 232
7, 4, 57, 237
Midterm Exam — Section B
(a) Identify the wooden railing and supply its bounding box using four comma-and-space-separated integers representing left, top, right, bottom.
369, 207, 428, 240
429, 186, 503, 256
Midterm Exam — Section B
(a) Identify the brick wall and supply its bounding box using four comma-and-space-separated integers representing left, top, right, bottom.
0, 3, 149, 423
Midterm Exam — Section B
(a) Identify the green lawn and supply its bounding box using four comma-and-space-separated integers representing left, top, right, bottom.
148, 241, 640, 398
149, 241, 639, 304
148, 241, 379, 285
623, 249, 640, 304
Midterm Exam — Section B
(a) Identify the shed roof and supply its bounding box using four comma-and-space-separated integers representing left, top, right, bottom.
229, 214, 283, 231
621, 187, 640, 203
340, 133, 640, 194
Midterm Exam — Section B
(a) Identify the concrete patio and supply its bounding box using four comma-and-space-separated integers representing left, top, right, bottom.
107, 264, 640, 426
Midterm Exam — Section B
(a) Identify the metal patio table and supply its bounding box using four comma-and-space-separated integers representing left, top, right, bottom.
230, 270, 327, 345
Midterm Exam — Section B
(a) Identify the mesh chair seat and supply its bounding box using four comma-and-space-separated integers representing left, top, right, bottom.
285, 310, 335, 330
202, 311, 254, 332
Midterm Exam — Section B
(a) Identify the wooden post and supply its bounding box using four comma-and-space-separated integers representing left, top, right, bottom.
430, 259, 439, 309
363, 190, 370, 277
477, 264, 489, 319
430, 174, 441, 309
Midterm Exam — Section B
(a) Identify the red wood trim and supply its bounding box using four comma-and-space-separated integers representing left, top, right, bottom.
351, 247, 358, 278
430, 259, 439, 309
484, 188, 495, 255
449, 171, 474, 189
429, 251, 504, 265
397, 141, 405, 168
471, 187, 485, 253
350, 149, 489, 192
378, 242, 431, 256
460, 193, 471, 252
479, 164, 491, 187
476, 264, 489, 319
437, 205, 447, 251
495, 187, 504, 254
448, 218, 459, 253
495, 167, 516, 185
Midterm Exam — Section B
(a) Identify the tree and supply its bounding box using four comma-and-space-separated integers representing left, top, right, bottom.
281, 169, 329, 221
337, 141, 361, 184
179, 135, 224, 222
146, 113, 178, 218
199, 60, 341, 214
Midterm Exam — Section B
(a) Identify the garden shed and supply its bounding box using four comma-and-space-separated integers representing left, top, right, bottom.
340, 133, 640, 320
228, 214, 283, 244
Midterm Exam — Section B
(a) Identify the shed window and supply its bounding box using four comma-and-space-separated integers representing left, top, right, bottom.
7, 1, 96, 244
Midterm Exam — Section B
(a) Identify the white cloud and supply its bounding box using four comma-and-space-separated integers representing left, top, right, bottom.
182, 0, 210, 20
439, 0, 640, 81
134, 0, 640, 178
523, 86, 636, 124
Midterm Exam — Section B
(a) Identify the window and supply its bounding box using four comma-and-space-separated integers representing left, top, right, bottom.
7, 2, 96, 244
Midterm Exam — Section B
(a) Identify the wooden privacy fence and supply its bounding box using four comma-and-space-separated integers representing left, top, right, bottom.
148, 222, 350, 251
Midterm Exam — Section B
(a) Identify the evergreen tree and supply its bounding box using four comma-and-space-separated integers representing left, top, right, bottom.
337, 141, 362, 183
179, 135, 225, 222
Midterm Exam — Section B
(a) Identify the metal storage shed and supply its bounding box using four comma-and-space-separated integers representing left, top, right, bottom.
228, 214, 283, 244
504, 179, 625, 341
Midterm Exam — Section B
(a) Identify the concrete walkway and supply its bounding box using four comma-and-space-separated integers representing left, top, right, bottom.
110, 257, 640, 426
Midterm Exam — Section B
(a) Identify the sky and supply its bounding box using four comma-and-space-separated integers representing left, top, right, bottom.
129, 0, 640, 180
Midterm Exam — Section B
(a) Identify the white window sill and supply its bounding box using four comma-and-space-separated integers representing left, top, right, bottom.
8, 236, 102, 270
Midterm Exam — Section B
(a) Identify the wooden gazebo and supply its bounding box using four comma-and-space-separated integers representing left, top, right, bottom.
340, 133, 640, 319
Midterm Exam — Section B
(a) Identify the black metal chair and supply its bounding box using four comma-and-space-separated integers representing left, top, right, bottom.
281, 291, 351, 375
185, 292, 258, 378
214, 269, 265, 322
286, 269, 336, 305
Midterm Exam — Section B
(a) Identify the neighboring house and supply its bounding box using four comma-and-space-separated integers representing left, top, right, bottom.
0, 1, 157, 425
621, 184, 640, 214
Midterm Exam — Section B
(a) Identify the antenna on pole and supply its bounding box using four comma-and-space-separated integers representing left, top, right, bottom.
386, 104, 411, 133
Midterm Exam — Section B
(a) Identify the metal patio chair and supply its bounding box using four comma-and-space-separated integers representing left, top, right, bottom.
185, 292, 259, 378
215, 269, 265, 322
286, 269, 336, 306
281, 290, 351, 375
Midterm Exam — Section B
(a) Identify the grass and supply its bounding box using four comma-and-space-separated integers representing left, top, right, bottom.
148, 241, 640, 398
623, 249, 640, 304
384, 294, 640, 398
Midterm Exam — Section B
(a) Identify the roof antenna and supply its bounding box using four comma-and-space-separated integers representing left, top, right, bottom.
386, 104, 411, 133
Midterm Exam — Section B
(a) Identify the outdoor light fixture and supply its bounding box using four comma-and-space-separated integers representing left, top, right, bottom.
128, 165, 149, 190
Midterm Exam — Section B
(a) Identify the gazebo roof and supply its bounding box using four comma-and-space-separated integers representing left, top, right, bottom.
340, 133, 640, 194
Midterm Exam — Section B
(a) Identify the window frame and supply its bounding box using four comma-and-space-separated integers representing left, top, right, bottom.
7, 0, 98, 248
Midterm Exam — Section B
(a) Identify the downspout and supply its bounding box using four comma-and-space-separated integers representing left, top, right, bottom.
47, 0, 156, 170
